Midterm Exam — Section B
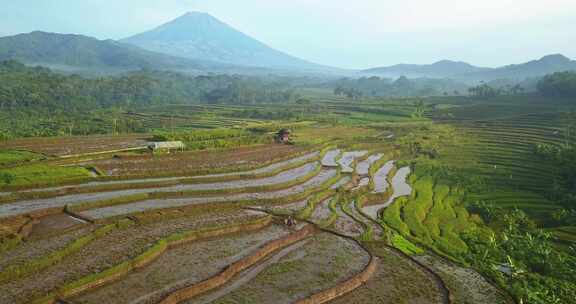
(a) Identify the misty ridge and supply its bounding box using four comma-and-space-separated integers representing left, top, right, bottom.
0, 11, 574, 90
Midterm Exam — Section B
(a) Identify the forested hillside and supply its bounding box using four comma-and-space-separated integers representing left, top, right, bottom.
0, 60, 299, 137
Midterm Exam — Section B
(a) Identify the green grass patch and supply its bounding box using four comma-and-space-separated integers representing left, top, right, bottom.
0, 150, 43, 167
0, 164, 91, 187
391, 233, 424, 255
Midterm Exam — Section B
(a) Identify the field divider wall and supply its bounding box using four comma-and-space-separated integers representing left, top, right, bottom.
294, 257, 378, 304
1, 144, 332, 193
0, 221, 126, 285
31, 215, 273, 304
0, 146, 332, 204
94, 168, 343, 224
158, 224, 316, 304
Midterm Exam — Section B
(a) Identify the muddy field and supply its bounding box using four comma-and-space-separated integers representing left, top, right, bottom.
414, 255, 507, 304
321, 149, 341, 167
0, 162, 320, 219
0, 145, 504, 304
364, 166, 412, 219
80, 169, 338, 220
330, 243, 445, 304
338, 151, 368, 173
88, 144, 310, 176
12, 151, 320, 196
0, 211, 262, 304
194, 232, 370, 304
0, 135, 149, 157
372, 160, 395, 193
356, 153, 384, 176
70, 225, 291, 304
0, 225, 93, 273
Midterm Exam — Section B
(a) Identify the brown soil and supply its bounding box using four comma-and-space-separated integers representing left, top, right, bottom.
330, 243, 444, 304
69, 224, 291, 304
333, 206, 363, 237
89, 145, 307, 176
80, 169, 338, 220
414, 255, 508, 304
0, 211, 261, 304
0, 134, 149, 157
0, 162, 321, 219
269, 200, 308, 214
29, 213, 87, 239
0, 226, 93, 273
310, 199, 332, 224
199, 232, 370, 304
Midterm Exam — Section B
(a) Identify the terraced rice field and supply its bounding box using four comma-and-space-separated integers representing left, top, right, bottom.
86, 144, 311, 177
363, 166, 412, 219
431, 107, 574, 243
0, 144, 505, 304
0, 135, 149, 157
338, 151, 368, 173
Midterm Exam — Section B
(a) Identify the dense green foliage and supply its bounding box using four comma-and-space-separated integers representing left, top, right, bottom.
0, 60, 299, 137
467, 83, 525, 97
465, 208, 576, 304
330, 76, 468, 98
153, 128, 267, 151
0, 60, 298, 110
0, 164, 91, 187
534, 112, 576, 214
537, 71, 576, 97
0, 150, 43, 167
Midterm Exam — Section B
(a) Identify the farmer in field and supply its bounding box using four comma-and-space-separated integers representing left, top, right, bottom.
285, 215, 296, 227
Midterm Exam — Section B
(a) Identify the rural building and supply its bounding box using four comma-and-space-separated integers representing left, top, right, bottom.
275, 129, 292, 144
147, 141, 185, 153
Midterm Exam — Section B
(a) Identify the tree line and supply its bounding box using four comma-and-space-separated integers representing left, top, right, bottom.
0, 60, 300, 138
537, 71, 576, 97
331, 76, 470, 99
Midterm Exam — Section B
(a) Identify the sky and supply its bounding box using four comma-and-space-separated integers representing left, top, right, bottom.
1, 0, 575, 69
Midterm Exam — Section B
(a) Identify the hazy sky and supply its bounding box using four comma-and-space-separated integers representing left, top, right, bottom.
1, 0, 575, 69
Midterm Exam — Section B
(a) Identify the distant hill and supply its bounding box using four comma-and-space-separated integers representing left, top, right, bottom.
460, 54, 576, 81
363, 54, 576, 82
362, 60, 490, 78
121, 12, 328, 71
0, 31, 230, 73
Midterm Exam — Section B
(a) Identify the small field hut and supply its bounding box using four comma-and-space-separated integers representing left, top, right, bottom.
147, 141, 185, 153
275, 129, 292, 144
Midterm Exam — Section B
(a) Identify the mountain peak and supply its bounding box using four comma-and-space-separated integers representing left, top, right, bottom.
431, 60, 473, 67
178, 11, 217, 21
121, 13, 322, 70
539, 54, 571, 63
183, 11, 209, 17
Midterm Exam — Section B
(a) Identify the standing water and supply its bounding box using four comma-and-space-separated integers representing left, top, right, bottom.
363, 166, 412, 219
